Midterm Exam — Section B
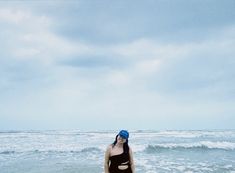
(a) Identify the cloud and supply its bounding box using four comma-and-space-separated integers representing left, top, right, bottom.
46, 0, 235, 44
0, 2, 234, 130
0, 8, 90, 65
73, 26, 235, 96
0, 8, 31, 24
1, 6, 234, 96
0, 7, 94, 92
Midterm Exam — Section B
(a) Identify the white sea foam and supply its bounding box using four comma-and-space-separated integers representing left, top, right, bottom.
176, 165, 186, 171
131, 144, 146, 152
200, 141, 235, 150
131, 130, 235, 139
145, 141, 235, 151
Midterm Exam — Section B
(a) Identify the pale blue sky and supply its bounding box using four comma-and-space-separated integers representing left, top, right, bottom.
0, 0, 235, 131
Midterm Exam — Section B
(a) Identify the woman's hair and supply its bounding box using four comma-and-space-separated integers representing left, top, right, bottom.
112, 135, 129, 154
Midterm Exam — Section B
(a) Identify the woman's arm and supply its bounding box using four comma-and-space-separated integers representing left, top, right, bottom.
104, 145, 111, 173
129, 147, 135, 173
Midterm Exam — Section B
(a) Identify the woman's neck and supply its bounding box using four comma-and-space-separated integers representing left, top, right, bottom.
115, 143, 123, 148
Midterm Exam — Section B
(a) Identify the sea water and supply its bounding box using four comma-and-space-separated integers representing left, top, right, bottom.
0, 130, 235, 173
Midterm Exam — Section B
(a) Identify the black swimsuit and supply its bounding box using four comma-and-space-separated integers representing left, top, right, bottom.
109, 152, 132, 173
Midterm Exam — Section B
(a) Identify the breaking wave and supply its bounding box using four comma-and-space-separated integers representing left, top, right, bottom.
0, 147, 102, 155
144, 141, 235, 152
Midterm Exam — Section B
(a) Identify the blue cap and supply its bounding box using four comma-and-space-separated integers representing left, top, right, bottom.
118, 130, 129, 139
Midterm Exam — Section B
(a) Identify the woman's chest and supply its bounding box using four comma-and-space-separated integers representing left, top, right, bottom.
110, 147, 123, 156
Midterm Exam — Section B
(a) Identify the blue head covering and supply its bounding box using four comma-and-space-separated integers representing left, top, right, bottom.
118, 130, 129, 139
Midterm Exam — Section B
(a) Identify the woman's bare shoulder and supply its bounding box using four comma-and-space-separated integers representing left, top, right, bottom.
106, 144, 113, 151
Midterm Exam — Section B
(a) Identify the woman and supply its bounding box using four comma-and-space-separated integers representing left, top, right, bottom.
104, 130, 135, 173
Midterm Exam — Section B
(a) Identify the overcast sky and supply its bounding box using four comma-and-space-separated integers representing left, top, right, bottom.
0, 0, 235, 131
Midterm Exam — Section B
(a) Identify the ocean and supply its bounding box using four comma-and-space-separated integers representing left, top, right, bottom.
0, 130, 235, 173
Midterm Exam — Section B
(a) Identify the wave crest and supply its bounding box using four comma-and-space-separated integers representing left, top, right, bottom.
144, 141, 235, 152
0, 147, 102, 155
